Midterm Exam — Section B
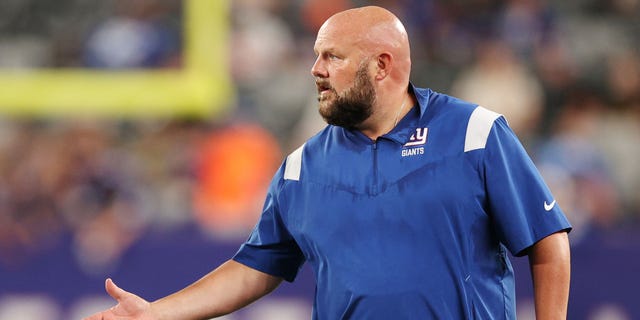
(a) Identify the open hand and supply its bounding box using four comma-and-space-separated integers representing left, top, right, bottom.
83, 279, 155, 320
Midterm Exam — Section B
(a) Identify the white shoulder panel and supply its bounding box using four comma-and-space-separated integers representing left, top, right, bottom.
284, 143, 305, 181
464, 106, 501, 152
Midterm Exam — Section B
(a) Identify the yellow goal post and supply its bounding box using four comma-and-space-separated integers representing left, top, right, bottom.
0, 0, 233, 119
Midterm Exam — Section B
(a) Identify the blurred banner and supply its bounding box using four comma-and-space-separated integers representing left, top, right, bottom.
0, 224, 314, 320
0, 224, 639, 320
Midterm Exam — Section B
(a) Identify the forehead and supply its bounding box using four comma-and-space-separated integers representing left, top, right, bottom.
313, 34, 337, 53
314, 23, 359, 53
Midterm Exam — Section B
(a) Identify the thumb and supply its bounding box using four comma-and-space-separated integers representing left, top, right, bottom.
105, 278, 128, 301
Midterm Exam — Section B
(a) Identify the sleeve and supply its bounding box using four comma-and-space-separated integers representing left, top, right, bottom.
232, 164, 305, 282
483, 117, 572, 256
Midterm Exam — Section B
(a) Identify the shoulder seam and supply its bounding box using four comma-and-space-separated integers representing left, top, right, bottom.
464, 106, 501, 152
284, 143, 305, 181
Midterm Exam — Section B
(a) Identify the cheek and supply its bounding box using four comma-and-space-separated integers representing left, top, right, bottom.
331, 77, 351, 96
329, 66, 355, 91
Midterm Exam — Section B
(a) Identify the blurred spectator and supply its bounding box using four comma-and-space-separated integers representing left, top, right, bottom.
450, 39, 544, 140
605, 50, 640, 107
193, 122, 282, 238
497, 0, 558, 60
531, 39, 579, 136
594, 51, 640, 217
0, 36, 50, 68
128, 120, 204, 231
535, 87, 620, 243
82, 0, 181, 68
0, 122, 66, 268
231, 0, 313, 143
299, 0, 351, 34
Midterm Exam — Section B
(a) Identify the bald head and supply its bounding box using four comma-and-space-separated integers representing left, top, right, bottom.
318, 6, 411, 83
311, 6, 414, 138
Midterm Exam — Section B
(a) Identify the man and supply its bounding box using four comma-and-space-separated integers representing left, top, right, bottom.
85, 6, 571, 320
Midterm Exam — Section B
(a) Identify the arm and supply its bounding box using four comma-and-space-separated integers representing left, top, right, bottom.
154, 260, 283, 319
83, 260, 282, 320
528, 231, 571, 320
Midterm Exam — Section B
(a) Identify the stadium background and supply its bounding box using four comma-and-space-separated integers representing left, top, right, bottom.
0, 0, 639, 319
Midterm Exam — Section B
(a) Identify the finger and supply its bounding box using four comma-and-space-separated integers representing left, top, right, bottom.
105, 278, 128, 301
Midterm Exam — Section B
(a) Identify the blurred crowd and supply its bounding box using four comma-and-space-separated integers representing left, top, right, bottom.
0, 0, 639, 277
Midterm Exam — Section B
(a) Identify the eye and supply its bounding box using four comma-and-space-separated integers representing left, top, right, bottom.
328, 53, 340, 60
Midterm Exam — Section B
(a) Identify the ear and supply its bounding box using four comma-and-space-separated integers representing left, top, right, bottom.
374, 53, 392, 80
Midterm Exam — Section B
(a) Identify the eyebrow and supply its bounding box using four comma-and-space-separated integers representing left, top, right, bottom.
314, 46, 339, 56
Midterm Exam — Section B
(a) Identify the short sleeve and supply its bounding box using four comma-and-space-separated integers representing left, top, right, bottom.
483, 117, 571, 256
232, 165, 305, 282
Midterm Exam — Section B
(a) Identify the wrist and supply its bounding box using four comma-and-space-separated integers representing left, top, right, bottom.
148, 300, 166, 320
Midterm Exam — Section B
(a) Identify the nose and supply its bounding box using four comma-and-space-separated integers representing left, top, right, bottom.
311, 56, 327, 78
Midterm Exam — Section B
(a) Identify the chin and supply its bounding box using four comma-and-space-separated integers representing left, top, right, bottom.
317, 98, 332, 111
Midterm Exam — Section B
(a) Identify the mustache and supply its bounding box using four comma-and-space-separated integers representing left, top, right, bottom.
315, 79, 332, 90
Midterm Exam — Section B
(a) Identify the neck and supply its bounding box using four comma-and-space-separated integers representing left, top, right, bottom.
391, 96, 408, 130
359, 93, 411, 140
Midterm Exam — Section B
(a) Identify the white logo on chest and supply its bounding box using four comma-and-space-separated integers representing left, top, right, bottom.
402, 127, 428, 157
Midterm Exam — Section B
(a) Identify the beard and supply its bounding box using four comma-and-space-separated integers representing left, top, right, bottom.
317, 65, 376, 129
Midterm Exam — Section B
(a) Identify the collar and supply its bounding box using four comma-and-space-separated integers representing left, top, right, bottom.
383, 83, 432, 145
338, 83, 433, 145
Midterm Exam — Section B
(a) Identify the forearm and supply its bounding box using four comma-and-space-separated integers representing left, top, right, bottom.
529, 231, 571, 320
150, 260, 283, 320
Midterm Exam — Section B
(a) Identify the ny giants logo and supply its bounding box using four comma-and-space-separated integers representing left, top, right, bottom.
402, 127, 428, 157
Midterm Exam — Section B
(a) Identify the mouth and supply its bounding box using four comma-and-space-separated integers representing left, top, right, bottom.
316, 81, 332, 95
